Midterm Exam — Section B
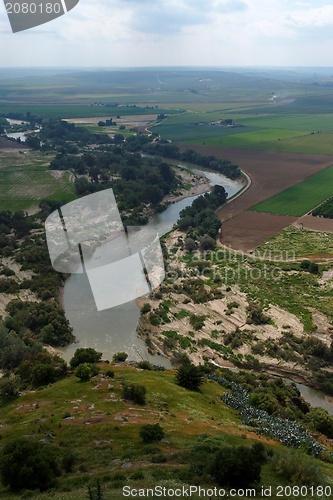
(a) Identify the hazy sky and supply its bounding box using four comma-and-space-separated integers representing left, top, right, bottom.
1, 0, 333, 67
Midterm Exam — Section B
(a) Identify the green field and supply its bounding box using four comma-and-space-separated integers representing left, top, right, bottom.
154, 108, 333, 154
154, 122, 261, 141
0, 151, 76, 212
251, 165, 333, 216
240, 113, 333, 132
0, 104, 179, 119
186, 127, 308, 149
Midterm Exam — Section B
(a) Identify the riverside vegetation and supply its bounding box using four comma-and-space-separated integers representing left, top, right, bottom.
1, 67, 333, 496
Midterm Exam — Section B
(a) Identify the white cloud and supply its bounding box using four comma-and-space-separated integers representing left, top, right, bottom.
1, 0, 333, 67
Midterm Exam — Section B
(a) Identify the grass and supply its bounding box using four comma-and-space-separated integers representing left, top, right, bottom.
0, 365, 269, 499
251, 165, 333, 217
241, 113, 333, 132
1, 364, 332, 499
255, 226, 333, 259
186, 127, 308, 150
0, 150, 76, 212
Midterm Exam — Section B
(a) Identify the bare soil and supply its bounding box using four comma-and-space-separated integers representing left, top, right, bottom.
219, 212, 298, 252
294, 215, 333, 232
180, 146, 333, 251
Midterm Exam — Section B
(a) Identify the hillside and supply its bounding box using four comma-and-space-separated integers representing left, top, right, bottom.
1, 363, 333, 499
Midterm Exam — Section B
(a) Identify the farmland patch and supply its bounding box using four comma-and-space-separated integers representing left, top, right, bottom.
251, 165, 333, 217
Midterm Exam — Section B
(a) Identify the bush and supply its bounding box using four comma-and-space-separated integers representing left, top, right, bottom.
176, 363, 204, 391
74, 363, 92, 382
0, 438, 61, 491
184, 237, 196, 252
31, 362, 56, 387
209, 443, 267, 488
70, 348, 102, 368
305, 407, 333, 438
140, 303, 151, 314
189, 313, 206, 331
104, 369, 115, 378
122, 383, 146, 404
272, 449, 324, 486
113, 352, 128, 362
0, 375, 20, 401
137, 360, 153, 370
199, 234, 216, 250
246, 302, 270, 325
140, 423, 165, 443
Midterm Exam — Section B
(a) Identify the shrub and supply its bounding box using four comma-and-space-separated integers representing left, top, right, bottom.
176, 363, 204, 391
246, 302, 270, 325
209, 443, 267, 488
0, 438, 61, 491
31, 362, 56, 387
74, 363, 92, 382
122, 383, 146, 404
184, 237, 196, 252
199, 234, 216, 250
137, 360, 153, 370
0, 375, 20, 401
272, 449, 324, 486
113, 352, 128, 362
305, 407, 333, 438
140, 423, 165, 443
189, 313, 206, 331
309, 262, 319, 274
140, 303, 151, 314
104, 369, 115, 378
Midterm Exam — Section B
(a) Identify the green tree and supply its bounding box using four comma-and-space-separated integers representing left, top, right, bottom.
0, 438, 61, 491
199, 234, 216, 250
184, 237, 196, 252
70, 348, 102, 368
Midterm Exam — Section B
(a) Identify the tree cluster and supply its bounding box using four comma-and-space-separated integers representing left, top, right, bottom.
143, 143, 241, 179
177, 185, 227, 238
5, 299, 74, 347
50, 148, 179, 224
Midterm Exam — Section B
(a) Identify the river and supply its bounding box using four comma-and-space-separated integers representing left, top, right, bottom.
60, 171, 243, 366
59, 169, 333, 413
4, 119, 38, 142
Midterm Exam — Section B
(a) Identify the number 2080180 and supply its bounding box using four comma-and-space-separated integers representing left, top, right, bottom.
6, 3, 62, 14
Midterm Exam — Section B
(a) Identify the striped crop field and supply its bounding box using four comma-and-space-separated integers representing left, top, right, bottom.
251, 165, 333, 217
